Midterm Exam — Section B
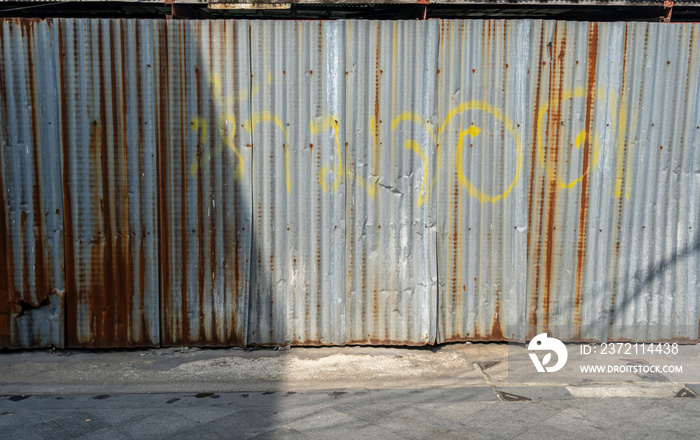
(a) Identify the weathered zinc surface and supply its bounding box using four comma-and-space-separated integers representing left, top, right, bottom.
57, 19, 161, 347
246, 21, 347, 345
342, 20, 440, 346
0, 19, 65, 348
524, 21, 700, 343
0, 18, 698, 348
158, 20, 252, 346
435, 20, 529, 343
246, 20, 442, 346
603, 22, 700, 342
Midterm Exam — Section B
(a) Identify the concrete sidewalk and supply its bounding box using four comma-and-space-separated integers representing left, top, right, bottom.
2, 389, 700, 439
0, 343, 697, 397
2, 344, 700, 439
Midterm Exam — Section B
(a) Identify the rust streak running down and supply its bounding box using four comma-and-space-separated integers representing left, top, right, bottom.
573, 23, 599, 339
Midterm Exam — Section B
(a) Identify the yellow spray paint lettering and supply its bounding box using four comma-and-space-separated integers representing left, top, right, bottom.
218, 112, 244, 180
312, 116, 343, 194
244, 112, 291, 193
391, 111, 439, 206
447, 101, 523, 204
536, 88, 604, 191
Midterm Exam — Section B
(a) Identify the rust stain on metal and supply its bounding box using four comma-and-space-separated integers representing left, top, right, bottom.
490, 291, 504, 340
156, 20, 172, 345
572, 23, 599, 339
527, 26, 547, 338
58, 20, 77, 347
542, 24, 567, 330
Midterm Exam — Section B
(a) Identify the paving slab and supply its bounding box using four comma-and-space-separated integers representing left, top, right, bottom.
494, 386, 574, 401
368, 386, 498, 403
565, 383, 682, 399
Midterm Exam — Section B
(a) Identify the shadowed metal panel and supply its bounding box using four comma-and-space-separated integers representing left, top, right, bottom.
248, 21, 346, 345
344, 20, 439, 345
0, 19, 65, 348
59, 19, 160, 347
436, 20, 529, 343
158, 20, 252, 346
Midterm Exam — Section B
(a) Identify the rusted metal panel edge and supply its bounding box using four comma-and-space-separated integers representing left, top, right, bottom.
59, 18, 160, 348
0, 18, 65, 348
158, 20, 252, 347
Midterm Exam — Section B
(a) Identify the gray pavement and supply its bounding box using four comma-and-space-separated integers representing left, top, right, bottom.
1, 344, 700, 439
2, 390, 700, 439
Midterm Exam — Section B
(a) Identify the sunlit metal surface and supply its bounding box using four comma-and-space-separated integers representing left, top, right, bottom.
246, 21, 347, 345
435, 20, 529, 343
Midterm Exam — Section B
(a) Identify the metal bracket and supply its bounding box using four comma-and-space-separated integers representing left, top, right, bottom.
661, 0, 673, 23
164, 0, 174, 19
417, 0, 428, 20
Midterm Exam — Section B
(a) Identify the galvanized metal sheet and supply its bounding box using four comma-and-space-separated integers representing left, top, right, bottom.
0, 18, 65, 348
343, 20, 440, 345
246, 20, 441, 346
247, 21, 346, 345
435, 20, 700, 343
158, 20, 252, 346
604, 22, 700, 342
58, 19, 160, 347
1, 18, 699, 348
435, 20, 529, 343
526, 20, 628, 342
524, 21, 700, 343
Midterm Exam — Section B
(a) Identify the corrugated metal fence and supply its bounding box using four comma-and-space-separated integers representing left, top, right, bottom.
0, 18, 698, 348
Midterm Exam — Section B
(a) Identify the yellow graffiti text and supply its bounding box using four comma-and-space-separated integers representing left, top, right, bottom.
536, 87, 603, 190
391, 112, 439, 206
447, 101, 524, 204
244, 111, 291, 193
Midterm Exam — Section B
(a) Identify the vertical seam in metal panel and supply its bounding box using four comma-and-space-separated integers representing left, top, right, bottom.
245, 21, 254, 347
55, 18, 68, 349
152, 21, 161, 347
433, 20, 443, 345
156, 19, 169, 347
57, 18, 74, 349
